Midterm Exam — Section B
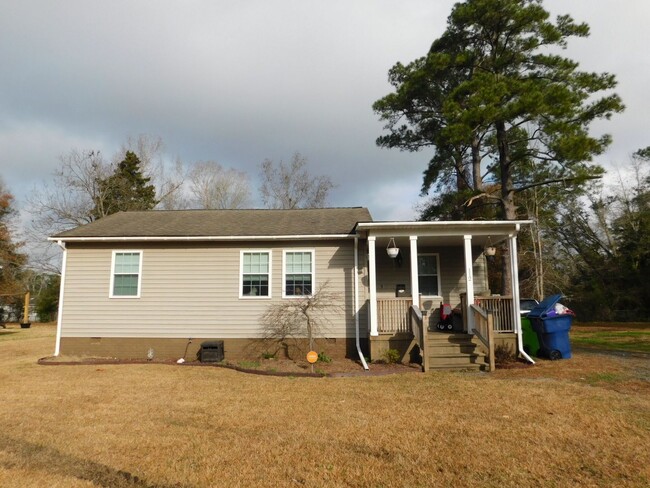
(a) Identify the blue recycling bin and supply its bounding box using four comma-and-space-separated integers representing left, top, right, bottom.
528, 294, 573, 360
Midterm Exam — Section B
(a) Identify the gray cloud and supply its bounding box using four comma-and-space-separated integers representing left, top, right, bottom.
1, 0, 648, 223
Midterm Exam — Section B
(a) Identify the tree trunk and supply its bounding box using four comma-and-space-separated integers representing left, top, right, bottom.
454, 147, 469, 191
471, 133, 482, 191
532, 189, 545, 299
496, 120, 514, 295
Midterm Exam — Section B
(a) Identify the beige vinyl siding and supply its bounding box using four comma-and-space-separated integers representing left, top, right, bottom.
374, 246, 488, 307
60, 240, 359, 339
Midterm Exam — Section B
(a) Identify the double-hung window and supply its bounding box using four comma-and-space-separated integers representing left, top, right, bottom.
110, 251, 142, 298
284, 250, 314, 297
418, 254, 441, 297
240, 251, 271, 298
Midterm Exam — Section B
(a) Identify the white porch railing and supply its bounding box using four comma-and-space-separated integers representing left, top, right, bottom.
377, 298, 411, 333
380, 295, 516, 335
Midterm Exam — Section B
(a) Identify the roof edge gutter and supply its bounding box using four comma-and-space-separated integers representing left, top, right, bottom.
48, 234, 358, 243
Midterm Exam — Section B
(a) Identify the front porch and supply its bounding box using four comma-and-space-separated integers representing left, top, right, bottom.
376, 295, 519, 334
371, 296, 518, 370
354, 220, 532, 371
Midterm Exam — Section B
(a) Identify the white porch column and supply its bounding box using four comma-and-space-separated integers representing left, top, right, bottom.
509, 234, 522, 332
368, 236, 379, 336
463, 235, 475, 334
409, 236, 419, 308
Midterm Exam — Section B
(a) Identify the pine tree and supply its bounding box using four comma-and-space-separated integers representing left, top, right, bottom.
374, 0, 624, 220
93, 151, 157, 218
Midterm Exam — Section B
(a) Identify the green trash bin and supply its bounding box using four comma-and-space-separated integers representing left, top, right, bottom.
521, 316, 540, 357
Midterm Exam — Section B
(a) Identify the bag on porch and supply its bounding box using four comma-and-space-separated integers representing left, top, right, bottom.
436, 303, 454, 331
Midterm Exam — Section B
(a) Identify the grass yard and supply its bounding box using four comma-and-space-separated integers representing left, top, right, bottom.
572, 322, 650, 354
0, 324, 648, 487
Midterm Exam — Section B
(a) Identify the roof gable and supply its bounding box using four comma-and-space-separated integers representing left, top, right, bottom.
52, 207, 373, 240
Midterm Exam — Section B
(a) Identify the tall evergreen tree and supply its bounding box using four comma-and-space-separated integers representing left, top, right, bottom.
374, 0, 624, 221
374, 0, 624, 294
93, 151, 157, 218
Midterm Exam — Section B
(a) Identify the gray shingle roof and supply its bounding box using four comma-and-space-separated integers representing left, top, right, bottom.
53, 207, 373, 239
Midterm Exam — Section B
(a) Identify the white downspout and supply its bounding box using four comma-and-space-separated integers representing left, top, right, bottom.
54, 240, 67, 356
354, 237, 369, 370
509, 234, 535, 364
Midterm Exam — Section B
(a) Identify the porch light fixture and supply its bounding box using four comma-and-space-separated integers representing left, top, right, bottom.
386, 238, 399, 259
484, 236, 497, 256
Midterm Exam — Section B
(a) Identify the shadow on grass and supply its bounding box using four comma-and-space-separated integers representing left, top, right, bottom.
0, 435, 191, 488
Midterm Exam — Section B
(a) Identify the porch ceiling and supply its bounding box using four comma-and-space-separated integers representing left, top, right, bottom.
355, 220, 532, 248
374, 234, 485, 248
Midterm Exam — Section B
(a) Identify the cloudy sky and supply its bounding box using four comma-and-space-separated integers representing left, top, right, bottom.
1, 0, 648, 223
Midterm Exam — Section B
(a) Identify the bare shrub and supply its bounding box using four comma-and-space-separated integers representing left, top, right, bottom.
260, 281, 341, 359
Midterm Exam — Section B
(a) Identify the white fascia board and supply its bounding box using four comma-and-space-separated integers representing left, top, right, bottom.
355, 220, 532, 237
48, 234, 355, 243
356, 220, 532, 229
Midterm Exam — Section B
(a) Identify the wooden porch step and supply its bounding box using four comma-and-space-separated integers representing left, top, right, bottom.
427, 352, 486, 365
427, 331, 474, 342
427, 333, 477, 347
425, 332, 488, 371
429, 352, 487, 370
427, 362, 485, 371
428, 343, 479, 355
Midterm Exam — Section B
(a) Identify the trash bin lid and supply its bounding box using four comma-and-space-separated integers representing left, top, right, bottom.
527, 294, 563, 319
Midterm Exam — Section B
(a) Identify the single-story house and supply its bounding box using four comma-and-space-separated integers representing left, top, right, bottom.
50, 207, 533, 370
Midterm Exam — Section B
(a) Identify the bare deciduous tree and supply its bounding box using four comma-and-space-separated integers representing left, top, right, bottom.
0, 178, 28, 296
25, 149, 112, 272
26, 136, 186, 272
259, 152, 335, 209
188, 161, 251, 209
28, 149, 110, 228
259, 281, 341, 360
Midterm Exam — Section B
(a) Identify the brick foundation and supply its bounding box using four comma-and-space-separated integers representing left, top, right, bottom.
59, 336, 369, 362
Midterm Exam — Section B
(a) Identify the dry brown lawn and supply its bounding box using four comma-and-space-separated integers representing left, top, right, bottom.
1, 324, 648, 487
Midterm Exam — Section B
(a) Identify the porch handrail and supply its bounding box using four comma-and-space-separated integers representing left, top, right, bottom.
471, 303, 495, 372
409, 305, 428, 372
474, 295, 515, 333
461, 294, 516, 333
377, 297, 411, 333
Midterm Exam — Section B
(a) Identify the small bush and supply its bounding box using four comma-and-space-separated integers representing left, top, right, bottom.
494, 344, 516, 365
384, 349, 401, 364
261, 352, 275, 360
317, 352, 332, 363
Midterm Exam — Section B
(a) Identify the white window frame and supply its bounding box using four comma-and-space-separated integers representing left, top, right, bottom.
239, 250, 272, 299
109, 250, 143, 299
282, 249, 315, 299
417, 253, 442, 298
